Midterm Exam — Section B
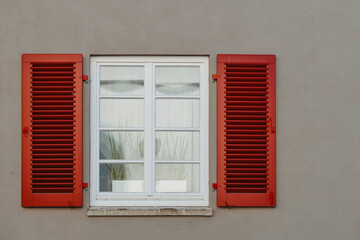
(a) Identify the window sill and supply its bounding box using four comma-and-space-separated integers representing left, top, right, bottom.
87, 207, 213, 217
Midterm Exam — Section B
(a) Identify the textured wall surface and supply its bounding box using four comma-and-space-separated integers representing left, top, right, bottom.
1, 0, 360, 239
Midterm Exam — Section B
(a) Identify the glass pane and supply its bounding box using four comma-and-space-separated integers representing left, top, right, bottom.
100, 163, 144, 192
100, 99, 144, 128
156, 164, 200, 193
100, 131, 144, 160
155, 66, 200, 95
100, 66, 144, 95
155, 131, 199, 161
156, 99, 199, 128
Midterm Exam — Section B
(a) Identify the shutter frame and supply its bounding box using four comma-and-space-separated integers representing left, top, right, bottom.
21, 54, 83, 207
217, 54, 276, 207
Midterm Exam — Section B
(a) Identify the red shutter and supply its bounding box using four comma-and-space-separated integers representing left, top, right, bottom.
217, 54, 276, 207
22, 54, 83, 207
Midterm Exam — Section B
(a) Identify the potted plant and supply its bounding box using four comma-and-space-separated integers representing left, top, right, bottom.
156, 133, 188, 192
103, 132, 143, 193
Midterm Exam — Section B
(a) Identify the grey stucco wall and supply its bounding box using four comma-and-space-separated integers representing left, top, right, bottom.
1, 0, 360, 239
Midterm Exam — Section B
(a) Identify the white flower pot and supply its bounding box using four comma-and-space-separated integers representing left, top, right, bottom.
156, 180, 187, 193
112, 180, 144, 193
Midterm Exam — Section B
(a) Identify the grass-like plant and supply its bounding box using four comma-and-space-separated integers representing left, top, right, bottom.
157, 132, 189, 180
101, 131, 142, 180
104, 132, 127, 180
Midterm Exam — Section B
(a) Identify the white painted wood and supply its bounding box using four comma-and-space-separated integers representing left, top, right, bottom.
90, 56, 209, 207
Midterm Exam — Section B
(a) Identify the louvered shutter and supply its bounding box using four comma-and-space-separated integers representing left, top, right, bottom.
217, 54, 276, 207
22, 54, 83, 207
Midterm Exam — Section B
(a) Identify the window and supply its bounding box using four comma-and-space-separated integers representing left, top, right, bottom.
90, 56, 209, 207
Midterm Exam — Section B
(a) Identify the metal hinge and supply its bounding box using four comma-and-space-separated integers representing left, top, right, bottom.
23, 127, 29, 137
270, 117, 276, 134
82, 75, 88, 83
212, 183, 217, 191
82, 182, 88, 191
269, 192, 274, 206
212, 74, 217, 83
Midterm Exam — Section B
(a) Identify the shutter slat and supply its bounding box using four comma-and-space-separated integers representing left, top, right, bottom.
225, 144, 268, 147
32, 148, 75, 152
226, 110, 268, 114
225, 154, 268, 157
225, 183, 269, 186
226, 82, 268, 86
32, 163, 75, 166
32, 95, 75, 99
225, 159, 268, 162
31, 125, 75, 129
31, 178, 75, 180
225, 101, 267, 104
31, 66, 75, 70
31, 134, 75, 137
225, 150, 268, 153
224, 91, 269, 95
217, 54, 276, 207
31, 91, 75, 94
32, 105, 74, 109
31, 168, 75, 171
226, 173, 269, 176
226, 116, 268, 120
226, 177, 268, 180
225, 120, 267, 124
32, 110, 75, 113
31, 144, 75, 147
225, 96, 267, 100
225, 77, 267, 81
31, 71, 75, 75
32, 100, 75, 104
32, 81, 75, 86
31, 76, 75, 79
31, 120, 75, 123
226, 106, 268, 110
225, 134, 268, 138
225, 130, 268, 134
226, 163, 268, 167
225, 67, 267, 71
31, 173, 74, 175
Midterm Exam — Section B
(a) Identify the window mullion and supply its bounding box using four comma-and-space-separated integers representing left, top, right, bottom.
144, 63, 153, 197
150, 62, 156, 197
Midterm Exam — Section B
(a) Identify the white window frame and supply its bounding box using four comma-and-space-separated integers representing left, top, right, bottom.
90, 56, 209, 207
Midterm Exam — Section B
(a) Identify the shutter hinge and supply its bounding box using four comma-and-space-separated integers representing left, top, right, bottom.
23, 127, 29, 137
82, 182, 88, 191
269, 192, 274, 206
212, 183, 217, 191
270, 117, 276, 134
82, 75, 88, 83
212, 74, 217, 83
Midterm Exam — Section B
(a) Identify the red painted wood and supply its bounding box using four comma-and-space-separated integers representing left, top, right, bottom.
22, 54, 83, 207
217, 54, 276, 207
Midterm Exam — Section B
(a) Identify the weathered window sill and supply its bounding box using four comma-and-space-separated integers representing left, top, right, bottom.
87, 207, 213, 217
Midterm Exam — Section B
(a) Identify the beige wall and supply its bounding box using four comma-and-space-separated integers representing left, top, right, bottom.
1, 0, 360, 239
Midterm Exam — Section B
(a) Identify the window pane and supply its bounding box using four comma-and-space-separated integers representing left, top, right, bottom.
100, 66, 144, 95
155, 164, 200, 193
155, 131, 199, 161
100, 99, 144, 128
156, 99, 199, 128
155, 66, 200, 95
100, 163, 144, 192
100, 131, 144, 160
